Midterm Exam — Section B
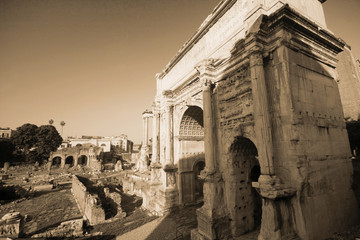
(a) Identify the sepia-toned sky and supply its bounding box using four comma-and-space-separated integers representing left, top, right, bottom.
0, 0, 359, 143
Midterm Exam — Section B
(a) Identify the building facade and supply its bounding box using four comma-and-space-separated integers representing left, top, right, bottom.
0, 128, 12, 139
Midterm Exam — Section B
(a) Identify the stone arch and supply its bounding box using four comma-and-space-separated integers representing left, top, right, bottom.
177, 105, 205, 205
76, 144, 82, 147
65, 156, 74, 168
178, 105, 204, 137
51, 156, 62, 168
78, 155, 88, 166
227, 136, 262, 237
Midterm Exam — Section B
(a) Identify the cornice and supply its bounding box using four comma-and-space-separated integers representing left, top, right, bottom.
157, 0, 237, 79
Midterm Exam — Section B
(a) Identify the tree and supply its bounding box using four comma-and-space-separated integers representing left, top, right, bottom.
11, 123, 63, 163
49, 119, 54, 125
11, 123, 38, 157
34, 125, 63, 162
0, 139, 15, 164
60, 121, 65, 136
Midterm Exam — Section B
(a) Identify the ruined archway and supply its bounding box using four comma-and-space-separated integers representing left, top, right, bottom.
78, 155, 87, 166
178, 106, 205, 204
52, 156, 62, 168
229, 136, 262, 236
65, 156, 74, 168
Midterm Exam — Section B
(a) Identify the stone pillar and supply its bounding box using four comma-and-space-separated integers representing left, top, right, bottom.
192, 60, 229, 240
151, 106, 162, 184
165, 104, 174, 166
202, 79, 216, 173
249, 52, 274, 175
140, 110, 153, 172
152, 108, 160, 164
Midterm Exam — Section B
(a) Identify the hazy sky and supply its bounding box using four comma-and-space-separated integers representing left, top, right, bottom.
1, 0, 359, 143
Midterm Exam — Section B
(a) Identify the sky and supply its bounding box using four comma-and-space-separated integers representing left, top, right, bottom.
0, 0, 359, 143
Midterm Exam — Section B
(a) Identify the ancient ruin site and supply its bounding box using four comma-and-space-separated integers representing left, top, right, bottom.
1, 0, 360, 239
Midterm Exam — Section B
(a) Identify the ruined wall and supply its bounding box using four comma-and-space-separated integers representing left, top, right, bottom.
72, 176, 87, 213
71, 176, 105, 225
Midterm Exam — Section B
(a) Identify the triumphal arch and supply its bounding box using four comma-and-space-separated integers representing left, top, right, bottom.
144, 0, 359, 239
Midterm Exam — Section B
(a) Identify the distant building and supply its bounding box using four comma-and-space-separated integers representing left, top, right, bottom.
67, 135, 134, 153
0, 128, 12, 139
58, 141, 70, 149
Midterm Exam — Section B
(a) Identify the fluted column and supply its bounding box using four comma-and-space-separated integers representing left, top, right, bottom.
152, 109, 160, 164
202, 79, 216, 173
165, 104, 174, 165
144, 117, 149, 146
249, 52, 274, 175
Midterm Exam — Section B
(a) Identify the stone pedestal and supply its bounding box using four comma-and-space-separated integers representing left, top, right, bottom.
192, 172, 229, 240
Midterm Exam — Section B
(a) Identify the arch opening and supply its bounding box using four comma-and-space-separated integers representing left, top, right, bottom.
78, 155, 87, 166
229, 136, 262, 236
179, 106, 204, 137
52, 156, 62, 168
178, 106, 205, 205
65, 156, 74, 167
194, 160, 205, 202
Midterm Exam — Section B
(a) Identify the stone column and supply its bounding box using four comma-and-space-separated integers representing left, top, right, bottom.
165, 103, 174, 166
152, 108, 160, 164
202, 79, 216, 173
192, 60, 229, 240
151, 106, 162, 184
249, 52, 274, 175
140, 110, 152, 172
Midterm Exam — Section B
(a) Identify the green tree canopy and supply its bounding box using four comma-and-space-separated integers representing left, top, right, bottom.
11, 123, 63, 163
11, 123, 38, 156
0, 139, 15, 163
35, 125, 63, 161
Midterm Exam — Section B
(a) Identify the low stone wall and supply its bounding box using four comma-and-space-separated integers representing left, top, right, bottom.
72, 176, 87, 213
71, 176, 105, 225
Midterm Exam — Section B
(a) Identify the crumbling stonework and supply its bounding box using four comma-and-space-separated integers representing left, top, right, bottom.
0, 212, 24, 238
31, 218, 83, 238
72, 175, 105, 225
144, 0, 359, 239
49, 145, 103, 170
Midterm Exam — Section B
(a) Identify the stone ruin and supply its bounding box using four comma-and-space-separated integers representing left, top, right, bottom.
71, 175, 126, 225
128, 0, 360, 240
0, 212, 24, 238
48, 144, 103, 171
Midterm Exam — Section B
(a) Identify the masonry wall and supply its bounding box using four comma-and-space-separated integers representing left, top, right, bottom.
72, 176, 105, 225
72, 176, 87, 213
261, 40, 358, 239
336, 46, 360, 120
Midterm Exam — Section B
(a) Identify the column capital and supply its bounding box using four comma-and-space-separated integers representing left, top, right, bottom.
142, 109, 153, 119
201, 78, 213, 92
249, 51, 264, 67
195, 58, 217, 74
195, 58, 217, 84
